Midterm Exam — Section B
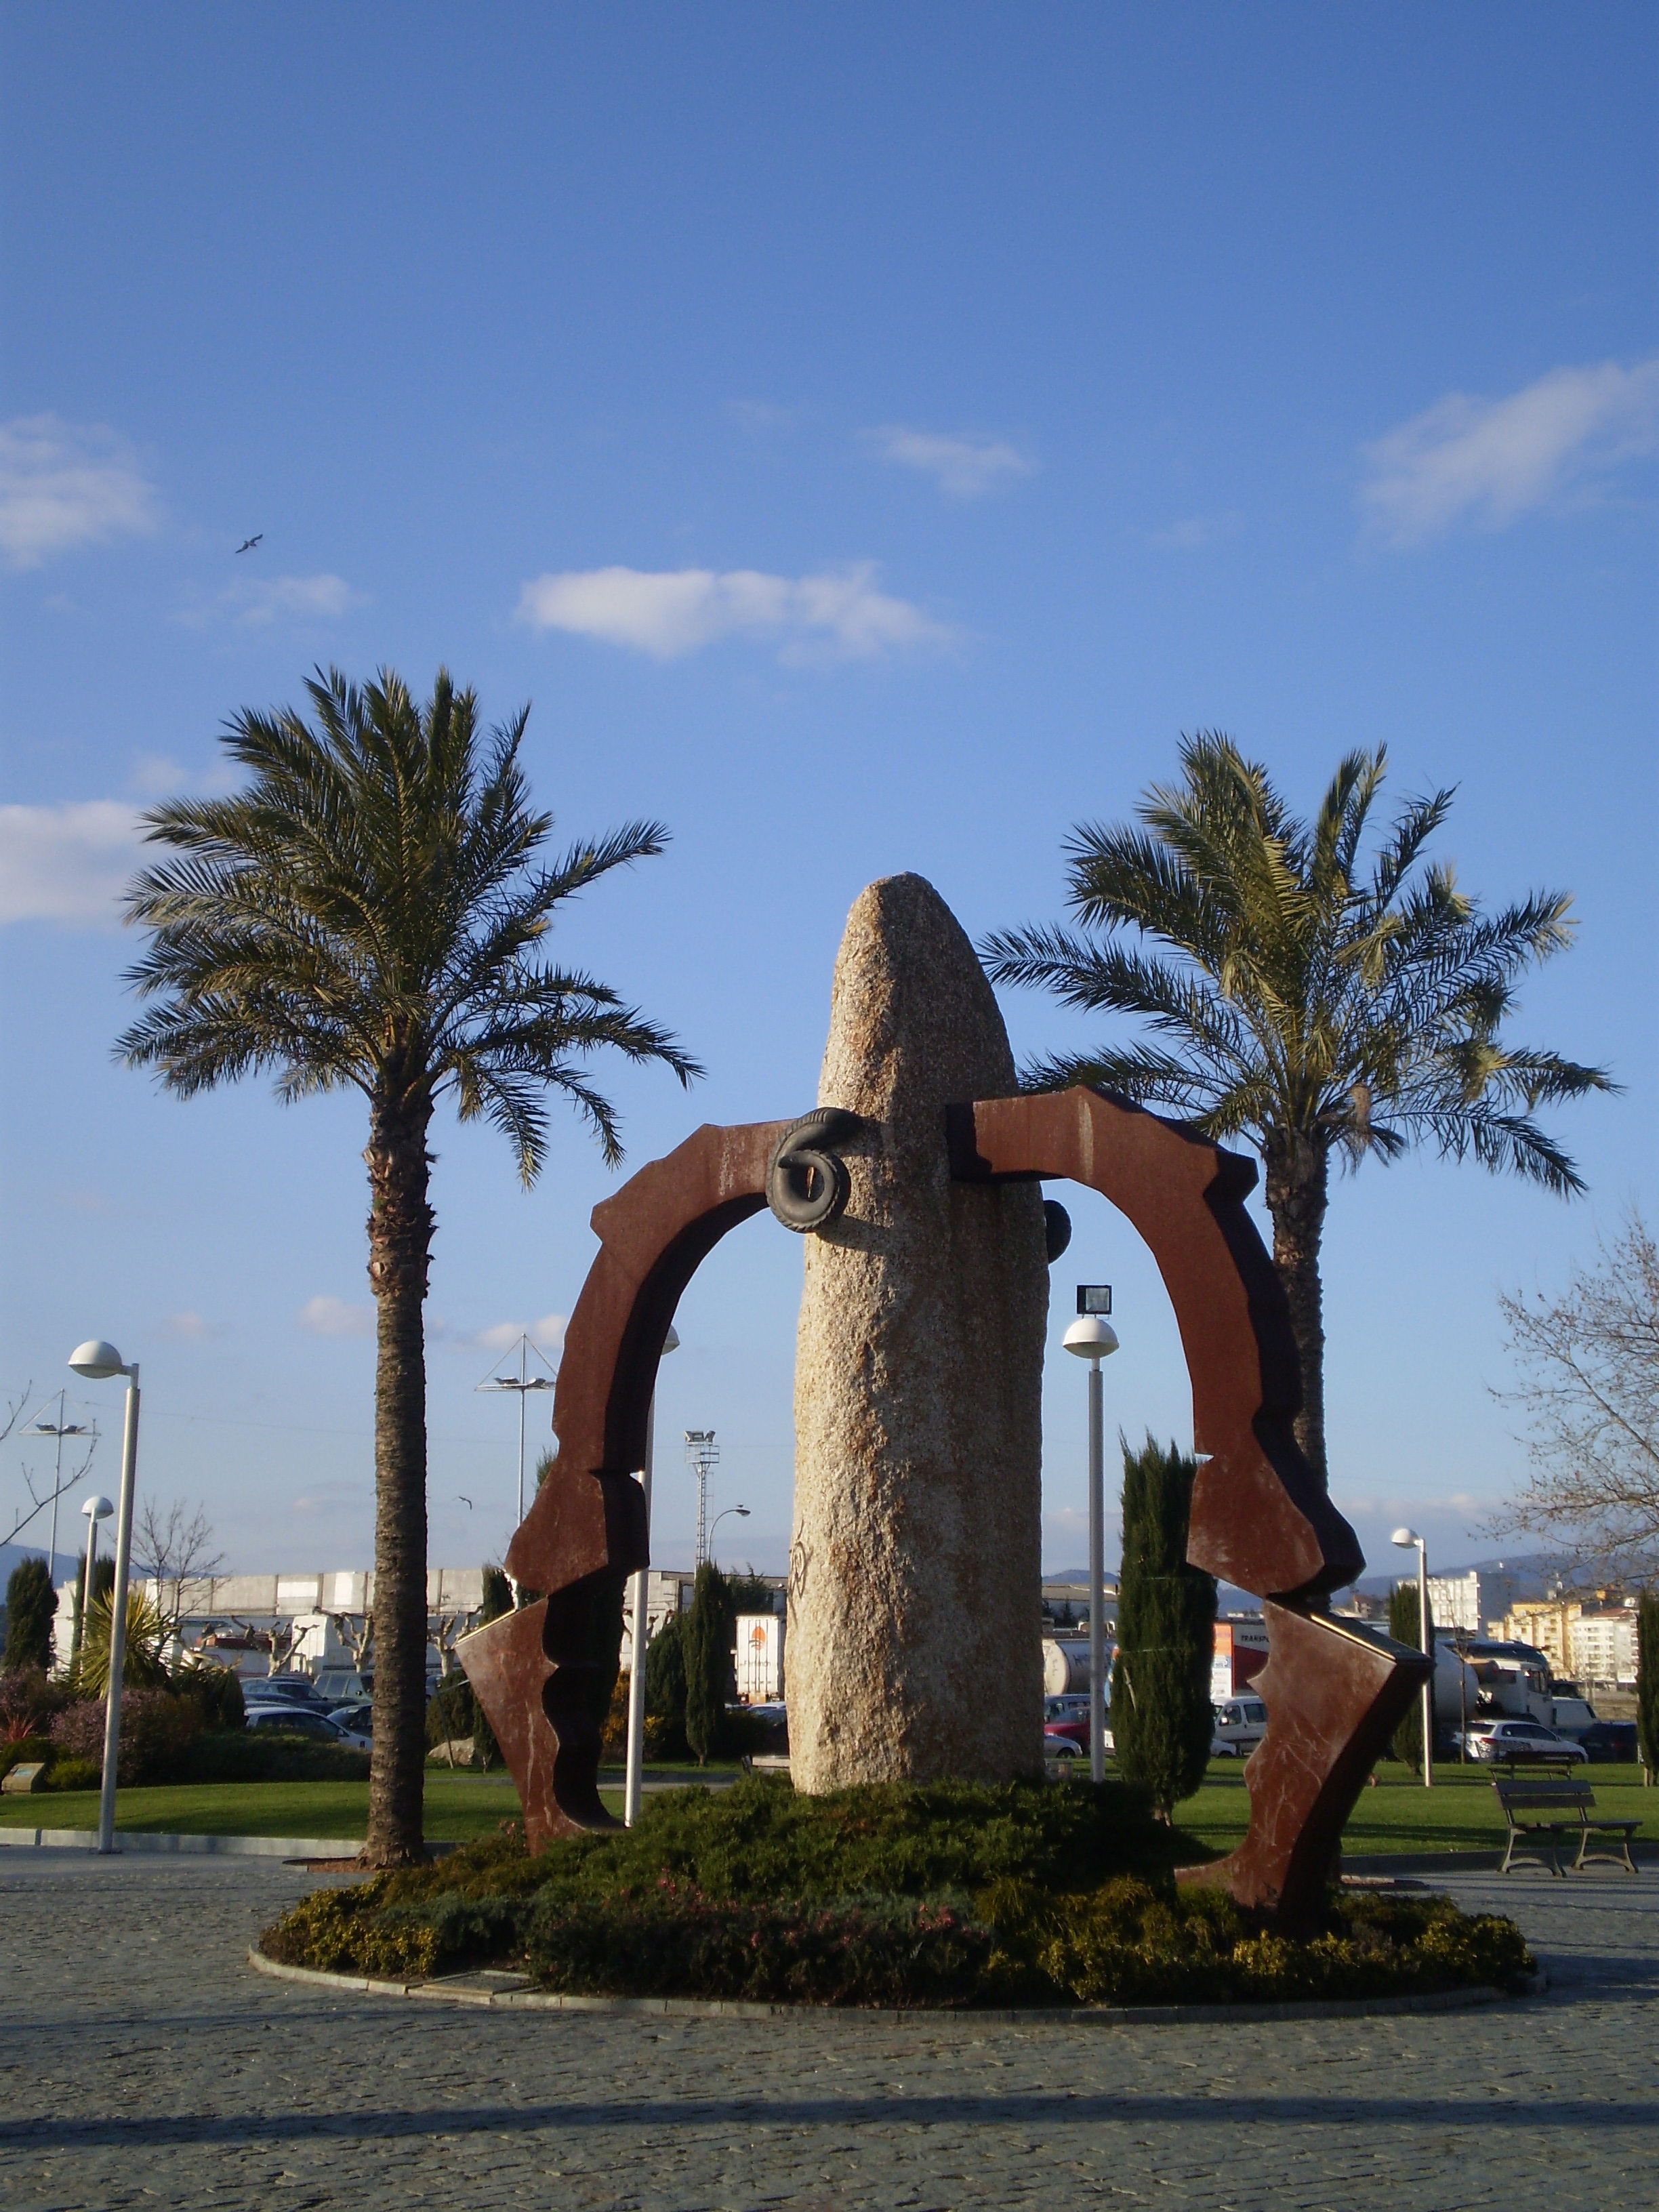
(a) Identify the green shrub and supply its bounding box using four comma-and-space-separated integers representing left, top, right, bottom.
644, 1612, 689, 1759
182, 1729, 370, 1783
426, 1673, 476, 1749
526, 1885, 994, 2006
683, 1563, 734, 1765
45, 1756, 102, 1792
1388, 1583, 1431, 1771
172, 1660, 245, 1731
4, 1557, 58, 1675
1112, 1435, 1216, 1818
258, 1778, 1534, 2007
0, 1735, 52, 1780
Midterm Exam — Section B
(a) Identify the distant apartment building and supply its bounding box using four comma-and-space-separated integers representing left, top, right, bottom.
1570, 1606, 1639, 1687
1422, 1568, 1523, 1635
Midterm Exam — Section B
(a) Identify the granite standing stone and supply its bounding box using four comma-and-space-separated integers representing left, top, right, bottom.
787, 873, 1049, 1790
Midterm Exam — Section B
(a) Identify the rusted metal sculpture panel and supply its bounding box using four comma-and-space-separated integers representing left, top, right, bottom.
461, 1122, 785, 1844
462, 1080, 1425, 1920
953, 1086, 1426, 1922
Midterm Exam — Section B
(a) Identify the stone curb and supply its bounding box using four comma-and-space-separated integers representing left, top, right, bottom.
246, 1946, 1544, 2025
0, 1826, 402, 1862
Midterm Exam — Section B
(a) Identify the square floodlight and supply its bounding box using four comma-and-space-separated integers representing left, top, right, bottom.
1076, 1284, 1113, 1317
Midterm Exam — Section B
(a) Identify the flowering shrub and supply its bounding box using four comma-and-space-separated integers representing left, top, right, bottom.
48, 1687, 203, 1785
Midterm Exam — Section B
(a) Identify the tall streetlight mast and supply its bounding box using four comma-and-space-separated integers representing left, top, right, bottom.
475, 1334, 556, 1529
28, 1391, 91, 1589
684, 1431, 718, 1570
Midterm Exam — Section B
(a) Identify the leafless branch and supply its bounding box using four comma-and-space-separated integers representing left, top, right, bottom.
1486, 1209, 1659, 1581
135, 1497, 225, 1630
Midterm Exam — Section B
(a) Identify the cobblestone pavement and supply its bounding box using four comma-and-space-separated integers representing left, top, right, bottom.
1, 1851, 1654, 2211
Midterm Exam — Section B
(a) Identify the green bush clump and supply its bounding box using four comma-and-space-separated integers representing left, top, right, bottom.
0, 1735, 52, 1780
527, 1883, 993, 2005
45, 1756, 102, 1792
181, 1730, 370, 1783
258, 1778, 1533, 2009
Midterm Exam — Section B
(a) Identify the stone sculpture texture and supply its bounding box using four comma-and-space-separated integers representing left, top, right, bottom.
788, 875, 1049, 1789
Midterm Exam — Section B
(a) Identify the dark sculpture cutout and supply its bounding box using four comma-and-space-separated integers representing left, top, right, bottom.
460, 1086, 1427, 1925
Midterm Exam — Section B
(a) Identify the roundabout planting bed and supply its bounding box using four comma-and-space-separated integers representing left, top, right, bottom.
258, 1777, 1535, 2011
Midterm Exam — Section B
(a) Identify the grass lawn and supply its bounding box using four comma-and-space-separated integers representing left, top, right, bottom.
0, 1762, 746, 1843
5, 1757, 1652, 1856
1176, 1759, 1659, 1860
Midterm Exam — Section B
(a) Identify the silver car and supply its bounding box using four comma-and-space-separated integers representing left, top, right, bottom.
1468, 1718, 1587, 1765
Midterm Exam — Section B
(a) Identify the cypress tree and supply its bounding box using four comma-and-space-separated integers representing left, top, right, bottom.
644, 1611, 689, 1757
1636, 1590, 1658, 1788
4, 1557, 57, 1675
1388, 1581, 1433, 1771
1112, 1434, 1217, 1819
682, 1561, 735, 1767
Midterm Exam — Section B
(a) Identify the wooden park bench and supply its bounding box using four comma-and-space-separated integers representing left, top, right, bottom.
1494, 1775, 1640, 1876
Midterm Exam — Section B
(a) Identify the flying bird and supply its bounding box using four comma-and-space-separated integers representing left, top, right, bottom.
457, 1494, 474, 1510
234, 534, 264, 554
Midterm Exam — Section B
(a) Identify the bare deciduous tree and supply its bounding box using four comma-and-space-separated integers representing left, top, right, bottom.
135, 1498, 224, 1629
1489, 1212, 1659, 1580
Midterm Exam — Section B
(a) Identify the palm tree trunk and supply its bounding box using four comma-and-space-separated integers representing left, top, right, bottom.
1263, 1132, 1330, 1492
363, 1090, 435, 1868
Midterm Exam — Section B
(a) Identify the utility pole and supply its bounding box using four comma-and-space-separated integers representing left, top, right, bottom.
476, 1334, 556, 1530
29, 1391, 91, 1590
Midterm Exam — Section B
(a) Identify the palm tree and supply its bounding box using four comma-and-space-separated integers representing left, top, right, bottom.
118, 668, 699, 1865
983, 732, 1612, 1490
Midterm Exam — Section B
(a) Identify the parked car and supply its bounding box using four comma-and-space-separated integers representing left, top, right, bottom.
327, 1700, 374, 1738
1577, 1719, 1639, 1764
1043, 1729, 1085, 1761
1467, 1718, 1587, 1764
243, 1706, 354, 1743
242, 1675, 329, 1708
1211, 1697, 1268, 1757
1043, 1694, 1092, 1750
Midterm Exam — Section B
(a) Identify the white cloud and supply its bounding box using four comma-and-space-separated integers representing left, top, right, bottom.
865, 425, 1035, 499
216, 573, 362, 627
516, 562, 953, 661
161, 1311, 218, 1340
1149, 510, 1243, 550
1361, 356, 1659, 544
471, 1314, 567, 1356
0, 414, 160, 569
297, 1295, 373, 1339
0, 800, 142, 926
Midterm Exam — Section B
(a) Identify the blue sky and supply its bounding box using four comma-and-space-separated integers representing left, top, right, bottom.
2, 5, 1654, 1589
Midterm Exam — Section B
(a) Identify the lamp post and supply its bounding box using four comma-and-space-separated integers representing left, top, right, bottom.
708, 1504, 750, 1564
1064, 1288, 1119, 1784
30, 1393, 90, 1590
623, 1324, 679, 1828
77, 1492, 114, 1666
475, 1336, 555, 1528
67, 1341, 141, 1855
1392, 1527, 1434, 1789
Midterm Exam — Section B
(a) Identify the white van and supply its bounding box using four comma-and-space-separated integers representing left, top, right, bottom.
1211, 1697, 1268, 1757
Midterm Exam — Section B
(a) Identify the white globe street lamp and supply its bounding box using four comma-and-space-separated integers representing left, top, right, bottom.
67, 1340, 141, 1855
1392, 1526, 1434, 1790
77, 1493, 115, 1673
1064, 1296, 1120, 1784
624, 1323, 679, 1828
